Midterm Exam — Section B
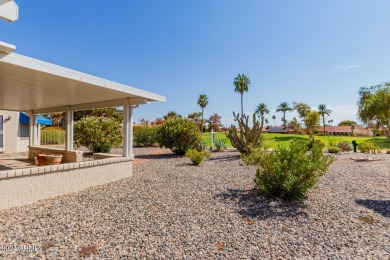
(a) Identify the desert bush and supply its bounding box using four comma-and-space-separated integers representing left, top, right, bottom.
245, 140, 334, 201
41, 130, 65, 145
74, 116, 122, 153
327, 146, 341, 153
197, 141, 207, 152
214, 139, 227, 152
185, 149, 211, 165
306, 139, 323, 151
328, 137, 342, 147
156, 118, 202, 155
337, 141, 353, 152
133, 126, 157, 146
359, 142, 382, 154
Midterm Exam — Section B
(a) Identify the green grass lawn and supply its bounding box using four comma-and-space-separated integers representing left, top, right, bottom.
202, 132, 390, 150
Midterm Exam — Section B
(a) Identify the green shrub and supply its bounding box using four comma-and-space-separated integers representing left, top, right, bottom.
41, 130, 65, 145
74, 116, 122, 153
156, 118, 202, 155
214, 139, 227, 152
197, 141, 207, 152
185, 149, 211, 165
133, 126, 157, 146
247, 140, 334, 201
359, 142, 382, 154
337, 141, 352, 152
328, 137, 342, 147
328, 146, 341, 153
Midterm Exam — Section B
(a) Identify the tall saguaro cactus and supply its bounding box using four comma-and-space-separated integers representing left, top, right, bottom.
226, 112, 264, 155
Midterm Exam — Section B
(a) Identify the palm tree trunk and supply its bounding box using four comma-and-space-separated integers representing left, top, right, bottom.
283, 112, 286, 133
241, 93, 243, 119
323, 116, 325, 135
201, 107, 204, 133
261, 114, 264, 129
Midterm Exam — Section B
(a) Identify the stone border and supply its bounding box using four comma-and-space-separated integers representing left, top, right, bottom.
0, 157, 132, 180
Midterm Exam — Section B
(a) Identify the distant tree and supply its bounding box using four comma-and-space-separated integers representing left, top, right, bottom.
293, 102, 311, 120
197, 94, 209, 132
255, 103, 270, 130
265, 118, 269, 126
46, 112, 65, 128
338, 120, 357, 126
74, 108, 123, 122
328, 119, 333, 125
304, 111, 320, 138
151, 117, 164, 126
187, 112, 202, 126
318, 104, 332, 135
358, 82, 390, 141
207, 113, 223, 132
272, 115, 276, 126
366, 121, 381, 139
288, 117, 301, 134
276, 102, 293, 133
233, 73, 250, 118
163, 111, 182, 120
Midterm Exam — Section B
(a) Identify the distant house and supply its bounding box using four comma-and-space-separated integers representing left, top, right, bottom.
0, 111, 52, 153
268, 127, 285, 133
317, 125, 372, 136
267, 127, 294, 133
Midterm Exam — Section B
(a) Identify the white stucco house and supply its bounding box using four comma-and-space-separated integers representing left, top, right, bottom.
0, 111, 52, 153
0, 1, 166, 209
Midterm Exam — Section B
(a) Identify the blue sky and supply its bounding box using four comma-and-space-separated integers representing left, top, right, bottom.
1, 0, 389, 126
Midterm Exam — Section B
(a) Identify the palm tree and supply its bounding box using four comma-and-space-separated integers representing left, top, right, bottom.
197, 94, 209, 132
233, 73, 250, 118
327, 119, 333, 126
265, 119, 269, 126
254, 103, 270, 128
276, 102, 293, 133
318, 104, 332, 135
272, 115, 276, 126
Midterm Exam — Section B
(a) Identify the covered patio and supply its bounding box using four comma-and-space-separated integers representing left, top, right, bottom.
0, 42, 165, 209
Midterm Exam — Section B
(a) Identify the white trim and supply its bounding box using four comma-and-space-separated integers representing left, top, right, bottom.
0, 41, 15, 54
0, 52, 166, 109
0, 0, 18, 22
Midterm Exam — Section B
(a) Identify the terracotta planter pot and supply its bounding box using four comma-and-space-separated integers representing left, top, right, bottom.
37, 154, 47, 166
45, 155, 63, 165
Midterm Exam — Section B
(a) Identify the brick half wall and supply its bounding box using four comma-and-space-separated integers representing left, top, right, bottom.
0, 160, 132, 210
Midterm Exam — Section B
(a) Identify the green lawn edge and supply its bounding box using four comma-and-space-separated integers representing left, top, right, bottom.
202, 132, 390, 150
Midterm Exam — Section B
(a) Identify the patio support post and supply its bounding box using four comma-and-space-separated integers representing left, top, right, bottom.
28, 111, 36, 147
65, 107, 74, 151
123, 99, 130, 157
129, 105, 134, 158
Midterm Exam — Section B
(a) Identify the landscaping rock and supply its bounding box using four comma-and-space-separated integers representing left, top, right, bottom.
0, 148, 388, 258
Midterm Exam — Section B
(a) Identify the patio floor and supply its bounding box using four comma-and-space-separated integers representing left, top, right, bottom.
0, 152, 35, 171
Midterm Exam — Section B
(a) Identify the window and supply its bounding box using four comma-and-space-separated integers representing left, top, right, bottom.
19, 123, 29, 139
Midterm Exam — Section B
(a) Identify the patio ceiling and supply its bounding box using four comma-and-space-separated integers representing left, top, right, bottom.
0, 49, 165, 113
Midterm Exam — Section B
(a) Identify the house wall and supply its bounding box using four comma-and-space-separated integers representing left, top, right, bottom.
0, 110, 19, 153
0, 110, 40, 153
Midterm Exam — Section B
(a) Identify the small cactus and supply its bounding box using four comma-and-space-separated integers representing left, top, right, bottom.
226, 112, 264, 155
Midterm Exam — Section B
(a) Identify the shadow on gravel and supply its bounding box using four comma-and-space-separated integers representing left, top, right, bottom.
355, 199, 390, 218
207, 154, 241, 163
135, 153, 180, 160
214, 188, 307, 219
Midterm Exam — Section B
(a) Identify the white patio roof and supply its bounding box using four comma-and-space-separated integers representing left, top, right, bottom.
0, 48, 165, 113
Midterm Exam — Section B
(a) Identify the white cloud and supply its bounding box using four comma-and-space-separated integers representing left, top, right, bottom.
332, 64, 361, 71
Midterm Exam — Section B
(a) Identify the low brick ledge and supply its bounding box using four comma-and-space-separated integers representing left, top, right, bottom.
0, 157, 133, 180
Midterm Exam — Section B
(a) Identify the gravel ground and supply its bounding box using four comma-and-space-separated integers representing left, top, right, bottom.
0, 147, 389, 259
